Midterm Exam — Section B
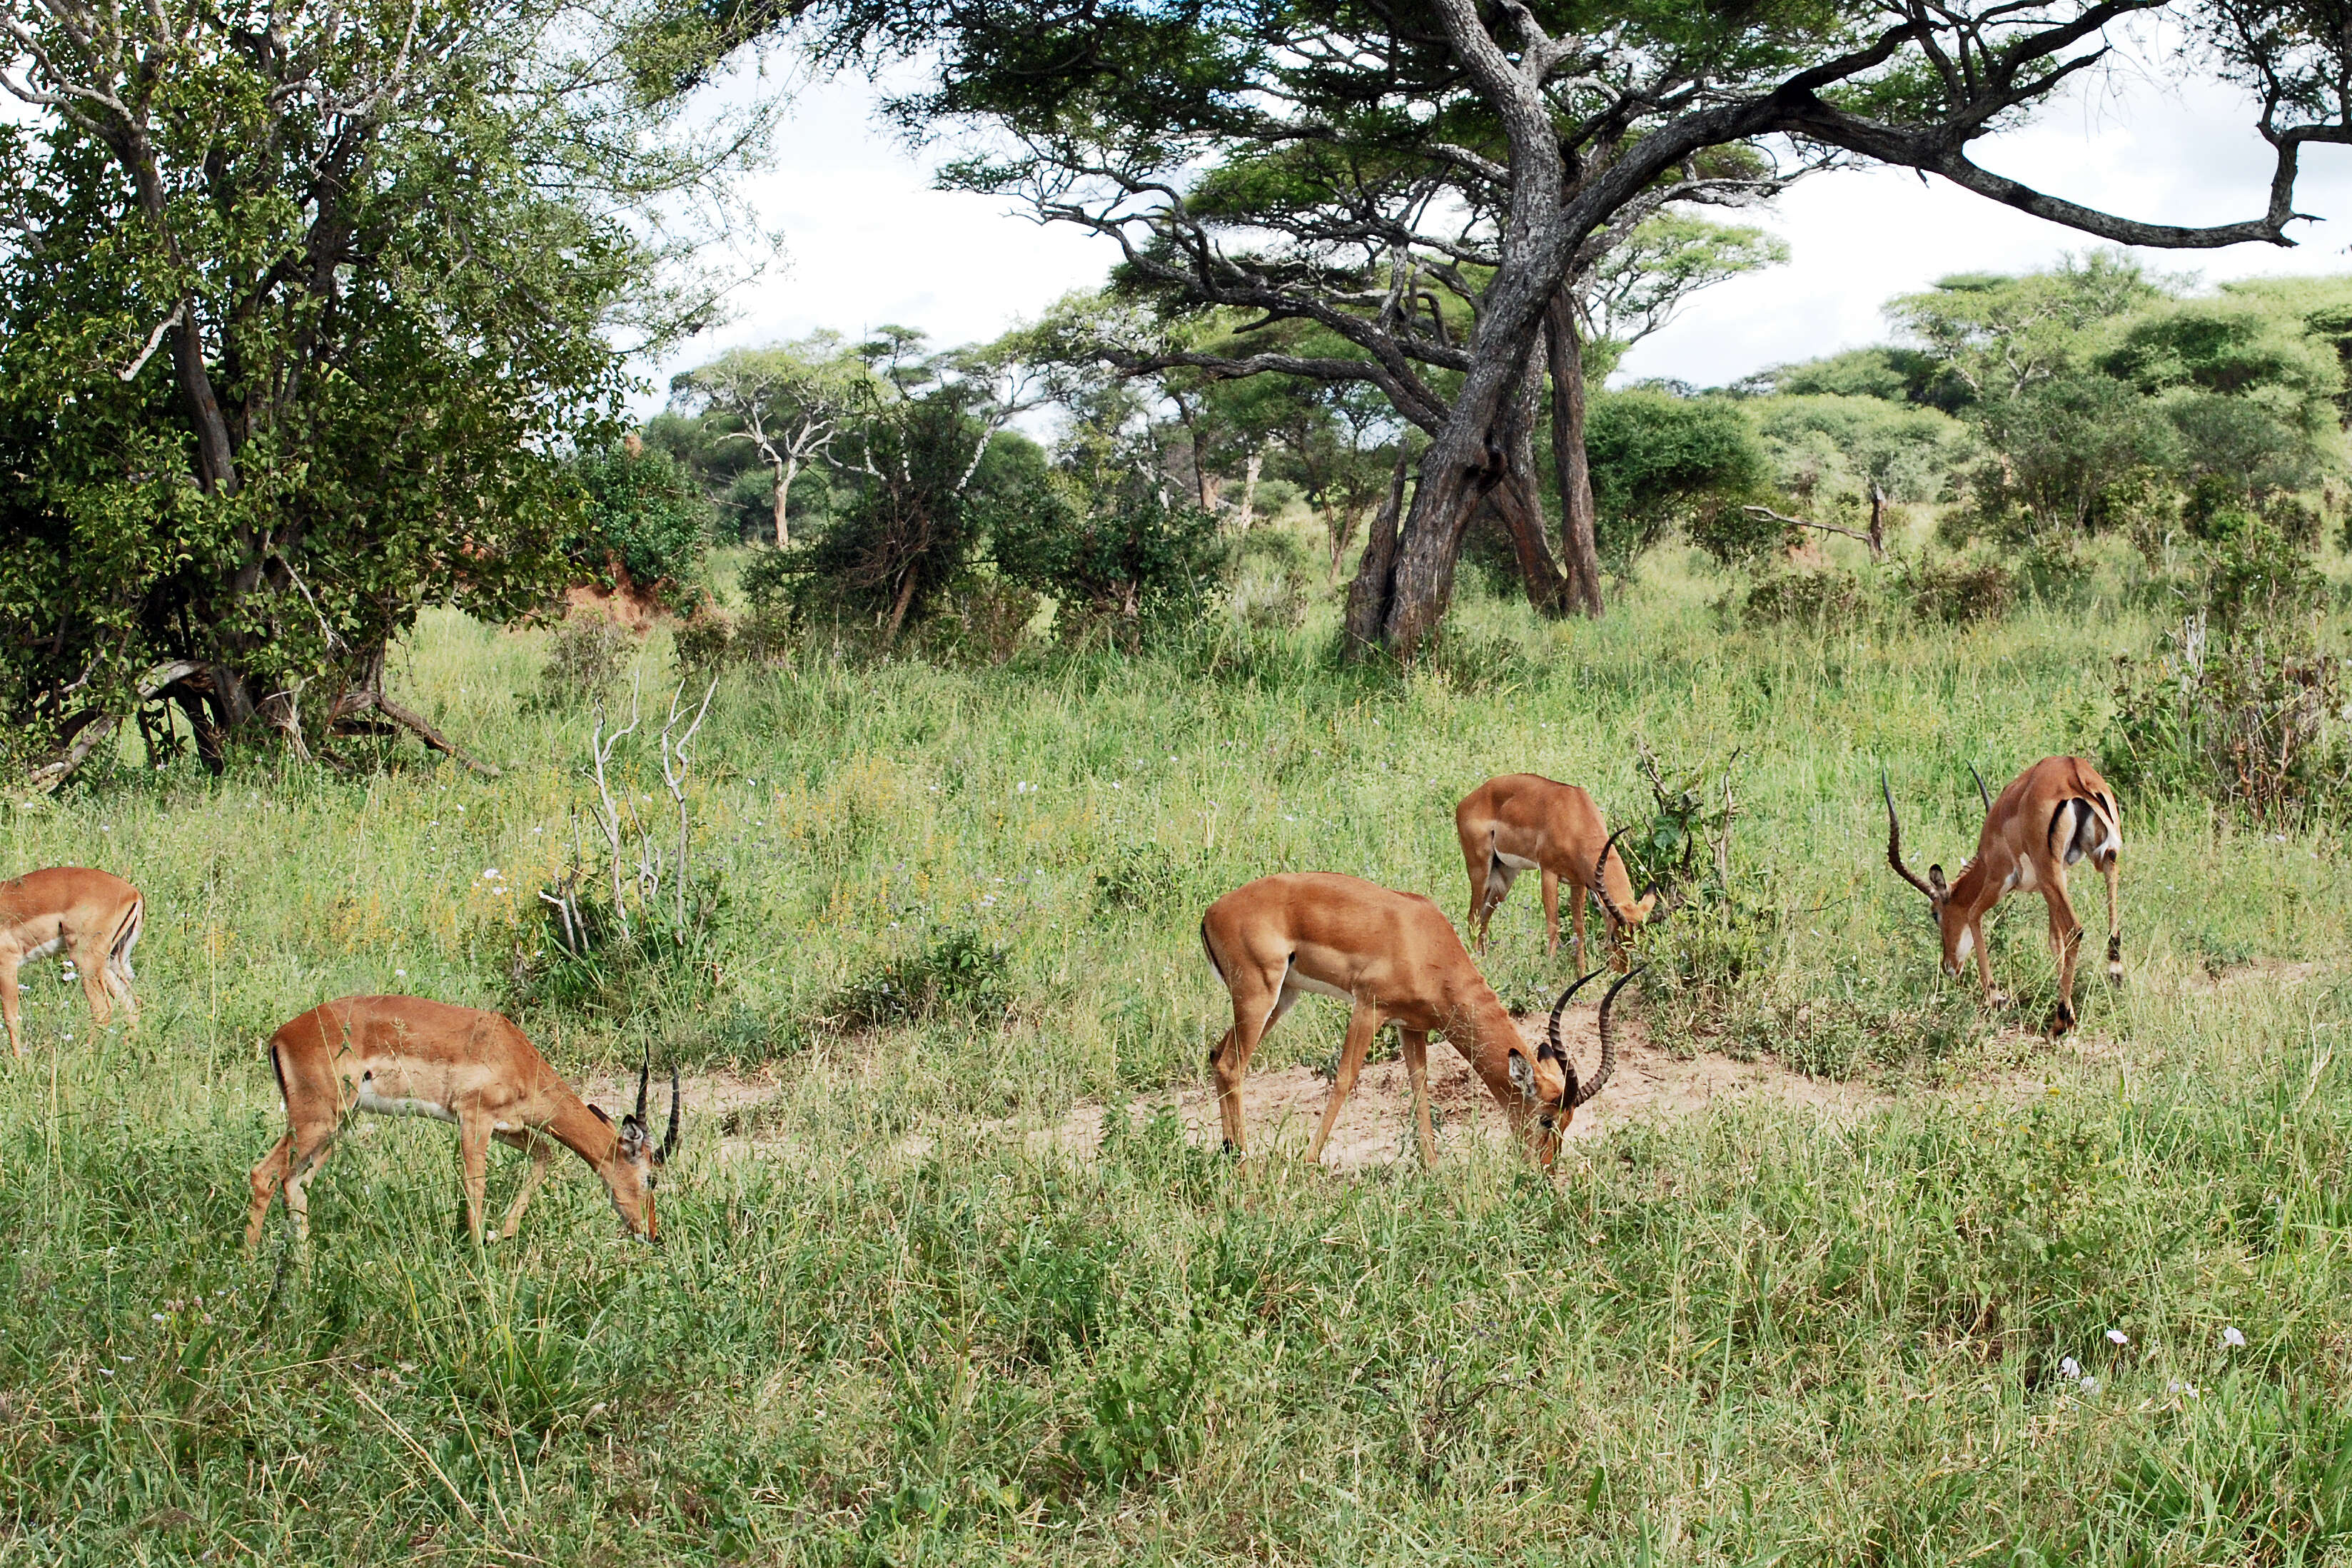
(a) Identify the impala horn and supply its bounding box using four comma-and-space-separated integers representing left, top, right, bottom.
1543, 966, 1607, 1108
1970, 764, 1992, 816
1590, 824, 1640, 928
1882, 769, 1937, 903
1573, 965, 1642, 1108
661, 1063, 682, 1163
631, 1046, 650, 1131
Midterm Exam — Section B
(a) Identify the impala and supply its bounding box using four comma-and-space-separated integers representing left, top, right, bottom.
246, 995, 679, 1245
1455, 774, 1660, 965
1199, 871, 1637, 1168
1883, 756, 2123, 1036
1, 866, 143, 1058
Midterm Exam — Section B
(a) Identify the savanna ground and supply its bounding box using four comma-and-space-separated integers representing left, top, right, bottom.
4, 528, 2352, 1566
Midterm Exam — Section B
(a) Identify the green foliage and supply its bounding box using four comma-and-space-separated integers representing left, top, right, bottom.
1747, 393, 1973, 507
1585, 390, 1769, 568
537, 615, 635, 707
832, 927, 1012, 1031
992, 444, 1224, 647
1734, 566, 1872, 631
2106, 621, 2352, 829
0, 0, 738, 768
1900, 557, 2019, 626
567, 443, 710, 609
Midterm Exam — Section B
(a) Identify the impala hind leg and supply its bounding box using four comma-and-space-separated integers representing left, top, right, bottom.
1468, 851, 1515, 954
276, 1133, 339, 1243
2100, 851, 2122, 985
69, 934, 115, 1031
1540, 870, 1563, 956
1209, 966, 1298, 1153
1, 960, 21, 1060
1306, 1002, 1383, 1166
246, 1134, 296, 1246
1400, 1028, 1437, 1168
2041, 871, 2085, 1036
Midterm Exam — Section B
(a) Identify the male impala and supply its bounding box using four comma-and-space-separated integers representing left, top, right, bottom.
1, 866, 143, 1058
1200, 872, 1636, 1168
1455, 775, 1658, 965
1884, 757, 2123, 1035
246, 995, 678, 1245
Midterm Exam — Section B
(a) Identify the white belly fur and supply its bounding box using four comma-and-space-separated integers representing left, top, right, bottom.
1287, 973, 1356, 1003
355, 1081, 458, 1123
1495, 851, 1540, 871
21, 937, 61, 962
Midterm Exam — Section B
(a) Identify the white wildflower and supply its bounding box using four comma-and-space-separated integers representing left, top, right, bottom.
2106, 1329, 2129, 1345
2224, 1326, 2247, 1349
2059, 1357, 2082, 1381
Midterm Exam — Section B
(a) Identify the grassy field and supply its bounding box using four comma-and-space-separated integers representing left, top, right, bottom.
4, 532, 2351, 1565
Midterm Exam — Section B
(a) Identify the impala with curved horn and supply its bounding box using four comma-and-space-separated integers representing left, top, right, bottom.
1455, 775, 1670, 967
246, 996, 680, 1245
1199, 872, 1632, 1168
1883, 757, 2124, 1036
1, 866, 143, 1058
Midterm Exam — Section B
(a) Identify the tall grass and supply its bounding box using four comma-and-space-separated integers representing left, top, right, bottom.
1, 537, 2348, 1564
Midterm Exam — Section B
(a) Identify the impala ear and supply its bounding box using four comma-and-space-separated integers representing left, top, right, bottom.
588, 1105, 612, 1124
1508, 1050, 1536, 1103
1928, 864, 1947, 895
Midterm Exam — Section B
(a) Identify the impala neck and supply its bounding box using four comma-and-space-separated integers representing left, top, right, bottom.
537, 1084, 625, 1174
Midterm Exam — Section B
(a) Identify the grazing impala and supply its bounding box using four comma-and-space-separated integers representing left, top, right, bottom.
246, 996, 678, 1245
1455, 775, 1659, 965
1200, 872, 1636, 1168
1, 866, 143, 1058
1884, 757, 2123, 1036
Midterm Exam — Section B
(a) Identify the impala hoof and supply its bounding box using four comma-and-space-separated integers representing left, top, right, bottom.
2047, 1001, 2076, 1038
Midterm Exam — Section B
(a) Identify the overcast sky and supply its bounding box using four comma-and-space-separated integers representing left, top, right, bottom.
638, 50, 2352, 413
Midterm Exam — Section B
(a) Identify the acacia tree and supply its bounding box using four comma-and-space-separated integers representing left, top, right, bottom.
672, 333, 867, 547
737, 0, 2351, 657
0, 0, 751, 783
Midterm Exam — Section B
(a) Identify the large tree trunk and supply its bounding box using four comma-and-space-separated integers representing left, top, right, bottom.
774, 455, 796, 548
1545, 293, 1606, 618
1494, 358, 1571, 617
1344, 447, 1413, 656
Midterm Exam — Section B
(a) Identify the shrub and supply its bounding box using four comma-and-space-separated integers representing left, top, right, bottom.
994, 460, 1225, 648
831, 927, 1011, 1031
539, 614, 632, 705
1585, 390, 1770, 569
2198, 522, 2325, 629
1733, 567, 1869, 631
1902, 557, 2017, 625
1227, 529, 1315, 630
567, 439, 710, 610
2105, 617, 2352, 828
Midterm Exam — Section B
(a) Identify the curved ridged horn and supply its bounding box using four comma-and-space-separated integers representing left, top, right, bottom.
1882, 769, 1937, 902
1590, 824, 1639, 928
1573, 965, 1643, 1108
660, 1063, 682, 1162
1546, 966, 1609, 1056
1971, 764, 1992, 816
632, 1046, 650, 1128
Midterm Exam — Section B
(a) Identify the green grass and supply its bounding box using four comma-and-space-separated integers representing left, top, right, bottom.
4, 535, 2351, 1564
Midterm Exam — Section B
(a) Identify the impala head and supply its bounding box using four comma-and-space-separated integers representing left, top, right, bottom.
1510, 965, 1637, 1165
1592, 825, 1675, 939
1882, 771, 1969, 976
595, 1050, 682, 1242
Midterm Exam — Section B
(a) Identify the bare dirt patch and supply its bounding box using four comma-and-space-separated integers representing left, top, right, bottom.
983, 1001, 1891, 1171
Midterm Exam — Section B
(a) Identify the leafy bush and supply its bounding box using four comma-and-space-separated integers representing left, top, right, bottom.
2105, 617, 2352, 827
538, 614, 632, 705
2196, 520, 2326, 629
1902, 557, 2017, 625
567, 440, 710, 610
917, 582, 1042, 666
832, 927, 1012, 1031
1585, 390, 1769, 568
1061, 1324, 1214, 1489
1226, 528, 1315, 630
1732, 567, 1869, 631
994, 455, 1225, 647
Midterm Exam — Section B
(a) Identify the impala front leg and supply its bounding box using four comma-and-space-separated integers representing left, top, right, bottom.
495, 1129, 557, 1240
458, 1113, 493, 1244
